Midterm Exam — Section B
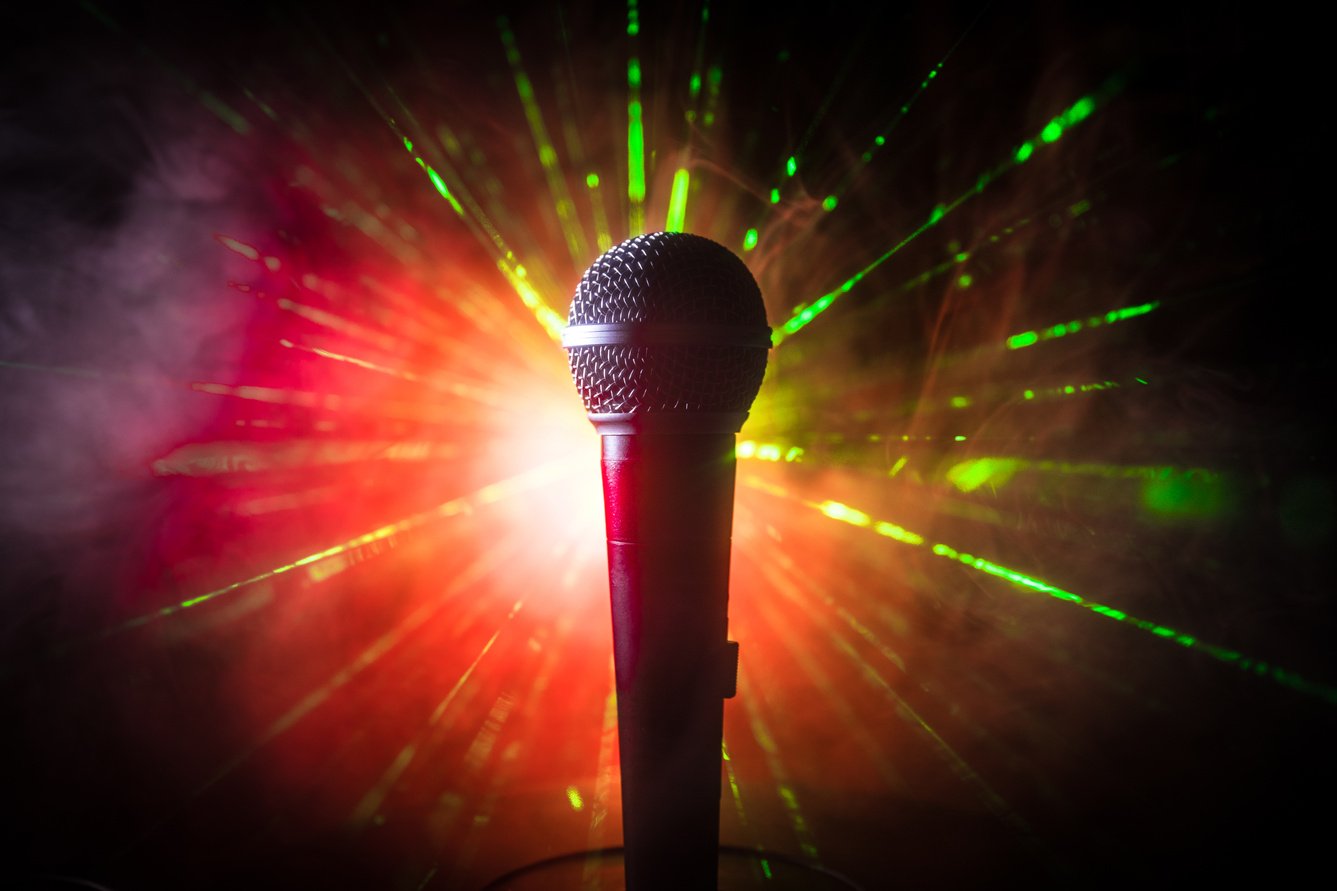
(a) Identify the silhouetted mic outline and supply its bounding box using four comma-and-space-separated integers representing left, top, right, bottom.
563, 231, 770, 890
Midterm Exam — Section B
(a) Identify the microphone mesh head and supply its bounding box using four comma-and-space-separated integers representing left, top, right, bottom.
566, 232, 769, 415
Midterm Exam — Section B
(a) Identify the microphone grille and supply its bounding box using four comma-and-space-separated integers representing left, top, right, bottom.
565, 233, 770, 416
568, 344, 768, 414
568, 231, 768, 328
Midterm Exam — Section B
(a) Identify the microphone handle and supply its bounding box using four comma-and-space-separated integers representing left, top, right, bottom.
601, 432, 738, 891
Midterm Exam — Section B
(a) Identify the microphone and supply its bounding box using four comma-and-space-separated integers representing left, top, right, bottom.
563, 232, 770, 890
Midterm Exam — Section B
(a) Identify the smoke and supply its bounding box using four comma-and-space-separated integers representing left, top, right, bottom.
0, 28, 262, 624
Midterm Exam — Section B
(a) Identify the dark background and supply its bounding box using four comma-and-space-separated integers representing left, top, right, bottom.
3, 2, 1332, 888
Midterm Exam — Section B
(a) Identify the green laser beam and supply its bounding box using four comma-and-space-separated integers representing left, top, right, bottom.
498, 18, 590, 265
628, 94, 646, 232
682, 0, 711, 128
701, 64, 722, 128
626, 5, 646, 235
773, 89, 1111, 345
735, 669, 821, 860
585, 171, 613, 251
741, 479, 1337, 706
665, 167, 691, 232
81, 1, 251, 135
721, 738, 751, 830
945, 456, 1221, 495
745, 543, 1036, 842
347, 605, 517, 828
35, 462, 572, 662
1006, 301, 1160, 350
200, 572, 524, 804
740, 539, 910, 789
111, 547, 527, 868
585, 668, 619, 873
277, 340, 506, 406
334, 59, 554, 322
341, 53, 567, 341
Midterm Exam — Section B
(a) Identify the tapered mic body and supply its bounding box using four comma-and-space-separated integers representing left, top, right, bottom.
564, 232, 770, 890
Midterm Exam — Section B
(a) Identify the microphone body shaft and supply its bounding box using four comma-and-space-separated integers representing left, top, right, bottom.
601, 432, 735, 890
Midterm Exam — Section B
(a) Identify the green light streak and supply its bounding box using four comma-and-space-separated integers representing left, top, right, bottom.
427, 612, 553, 850
586, 171, 612, 252
1017, 379, 1121, 402
742, 228, 759, 251
737, 439, 804, 463
1067, 96, 1095, 123
626, 0, 639, 35
945, 457, 1024, 493
772, 91, 1113, 344
819, 501, 870, 527
421, 161, 465, 215
702, 65, 722, 127
769, 187, 780, 204
1007, 330, 1039, 349
152, 438, 461, 477
945, 457, 1230, 502
498, 19, 589, 264
402, 137, 466, 216
325, 26, 564, 344
628, 98, 646, 229
1006, 301, 1160, 349
742, 479, 1337, 705
396, 130, 565, 342
741, 539, 913, 783
275, 340, 503, 406
497, 261, 565, 340
822, 195, 838, 211
748, 543, 1027, 835
1142, 471, 1233, 519
837, 22, 987, 206
681, 2, 710, 128
873, 521, 923, 546
720, 739, 751, 833
81, 2, 251, 135
625, 38, 646, 235
203, 578, 523, 805
349, 603, 517, 829
585, 682, 619, 867
565, 786, 584, 811
350, 743, 418, 827
665, 167, 691, 232
785, 155, 797, 177
736, 671, 820, 860
65, 463, 570, 649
